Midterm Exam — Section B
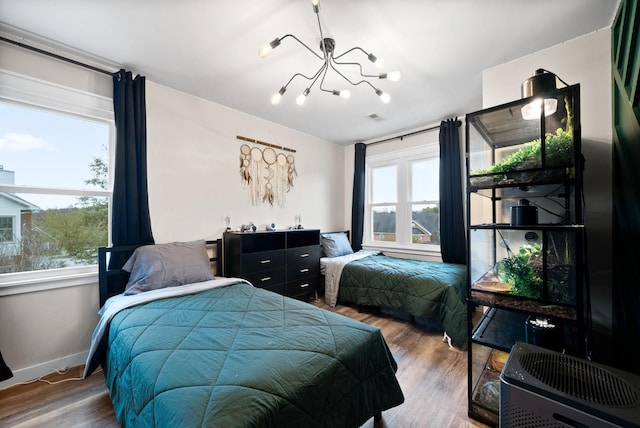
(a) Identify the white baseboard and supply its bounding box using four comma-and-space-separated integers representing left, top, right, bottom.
0, 350, 88, 390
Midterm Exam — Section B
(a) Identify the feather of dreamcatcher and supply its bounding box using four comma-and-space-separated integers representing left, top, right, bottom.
249, 147, 263, 205
286, 154, 297, 191
274, 153, 287, 207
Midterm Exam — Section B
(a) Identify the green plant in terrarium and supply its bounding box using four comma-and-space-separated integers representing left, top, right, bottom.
496, 243, 543, 299
471, 95, 574, 179
472, 128, 573, 177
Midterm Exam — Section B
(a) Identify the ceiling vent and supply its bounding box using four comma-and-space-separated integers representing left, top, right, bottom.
368, 113, 384, 122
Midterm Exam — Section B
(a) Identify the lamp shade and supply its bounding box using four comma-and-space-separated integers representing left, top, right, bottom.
521, 69, 558, 120
521, 68, 557, 98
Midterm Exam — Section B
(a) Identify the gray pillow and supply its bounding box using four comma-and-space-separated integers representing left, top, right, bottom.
321, 232, 354, 258
122, 240, 214, 295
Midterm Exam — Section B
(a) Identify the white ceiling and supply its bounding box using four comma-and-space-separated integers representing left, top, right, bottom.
0, 0, 620, 145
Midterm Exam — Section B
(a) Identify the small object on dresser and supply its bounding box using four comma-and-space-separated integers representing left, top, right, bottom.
241, 222, 257, 232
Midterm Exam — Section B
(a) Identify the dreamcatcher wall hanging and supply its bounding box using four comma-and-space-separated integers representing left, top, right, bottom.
237, 135, 297, 207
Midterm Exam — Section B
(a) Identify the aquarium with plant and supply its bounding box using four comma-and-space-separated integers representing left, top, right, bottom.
495, 233, 575, 305
469, 95, 575, 186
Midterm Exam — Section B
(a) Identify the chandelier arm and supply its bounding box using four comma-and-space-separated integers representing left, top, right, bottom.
282, 62, 327, 91
315, 10, 326, 53
279, 34, 324, 60
332, 58, 370, 78
309, 62, 329, 92
328, 59, 379, 92
333, 46, 372, 62
318, 60, 336, 94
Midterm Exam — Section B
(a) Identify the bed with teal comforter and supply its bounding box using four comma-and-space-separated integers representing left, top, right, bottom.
88, 279, 404, 427
324, 252, 468, 348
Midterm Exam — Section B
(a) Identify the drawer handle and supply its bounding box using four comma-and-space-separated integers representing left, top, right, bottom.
299, 268, 309, 273
260, 259, 271, 264
260, 276, 271, 282
300, 283, 309, 288
300, 253, 309, 258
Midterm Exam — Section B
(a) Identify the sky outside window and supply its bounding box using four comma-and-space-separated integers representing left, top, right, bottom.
0, 101, 109, 209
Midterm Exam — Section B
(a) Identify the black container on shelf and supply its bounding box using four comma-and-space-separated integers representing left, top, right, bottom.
525, 316, 562, 351
510, 199, 538, 226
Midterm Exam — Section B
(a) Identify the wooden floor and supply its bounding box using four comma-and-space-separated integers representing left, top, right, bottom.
0, 299, 489, 428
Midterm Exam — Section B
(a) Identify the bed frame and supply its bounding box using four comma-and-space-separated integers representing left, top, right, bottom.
97, 239, 222, 306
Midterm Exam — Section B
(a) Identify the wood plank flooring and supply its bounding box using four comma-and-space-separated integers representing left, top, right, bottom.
0, 299, 488, 428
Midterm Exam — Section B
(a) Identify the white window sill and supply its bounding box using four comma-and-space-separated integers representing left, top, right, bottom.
0, 266, 98, 297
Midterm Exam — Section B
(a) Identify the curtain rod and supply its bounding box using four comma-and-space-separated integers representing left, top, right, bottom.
0, 35, 115, 76
366, 124, 440, 147
366, 116, 460, 147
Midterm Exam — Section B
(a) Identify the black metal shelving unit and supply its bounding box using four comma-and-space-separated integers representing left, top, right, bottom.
465, 84, 589, 426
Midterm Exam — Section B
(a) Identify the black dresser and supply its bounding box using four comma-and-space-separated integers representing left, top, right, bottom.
223, 229, 320, 299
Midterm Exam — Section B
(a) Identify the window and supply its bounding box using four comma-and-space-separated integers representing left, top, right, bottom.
0, 71, 113, 278
0, 216, 14, 242
365, 143, 440, 252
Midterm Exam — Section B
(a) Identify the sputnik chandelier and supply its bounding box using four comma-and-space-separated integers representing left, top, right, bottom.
259, 0, 401, 106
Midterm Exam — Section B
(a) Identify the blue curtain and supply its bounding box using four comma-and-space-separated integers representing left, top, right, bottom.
109, 69, 154, 267
439, 118, 466, 264
0, 351, 12, 381
350, 143, 366, 251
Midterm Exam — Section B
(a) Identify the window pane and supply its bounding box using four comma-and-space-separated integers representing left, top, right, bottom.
0, 101, 110, 274
372, 165, 397, 203
412, 158, 439, 201
0, 102, 108, 191
412, 203, 440, 245
0, 216, 14, 242
0, 195, 108, 273
373, 206, 396, 242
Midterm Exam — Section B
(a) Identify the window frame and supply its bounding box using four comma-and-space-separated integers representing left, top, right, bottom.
364, 143, 441, 255
0, 69, 114, 295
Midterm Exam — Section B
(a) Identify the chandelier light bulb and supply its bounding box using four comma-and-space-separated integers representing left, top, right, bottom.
340, 89, 351, 99
259, 38, 281, 58
259, 44, 272, 58
271, 87, 286, 105
270, 92, 282, 105
310, 0, 319, 5
379, 91, 391, 103
386, 71, 401, 82
296, 88, 310, 106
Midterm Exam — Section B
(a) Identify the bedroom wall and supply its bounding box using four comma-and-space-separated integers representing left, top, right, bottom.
145, 82, 345, 242
0, 41, 346, 388
481, 29, 614, 363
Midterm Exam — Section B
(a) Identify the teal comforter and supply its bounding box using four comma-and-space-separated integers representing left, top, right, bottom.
104, 282, 404, 427
337, 255, 468, 348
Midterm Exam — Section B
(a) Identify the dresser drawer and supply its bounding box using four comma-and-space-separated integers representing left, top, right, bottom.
243, 267, 286, 289
287, 276, 318, 297
242, 250, 285, 273
287, 245, 320, 268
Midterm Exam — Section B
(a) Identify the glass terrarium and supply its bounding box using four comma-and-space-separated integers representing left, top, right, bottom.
469, 228, 578, 308
467, 85, 579, 189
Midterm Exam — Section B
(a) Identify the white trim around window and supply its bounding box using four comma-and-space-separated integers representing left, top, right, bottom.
0, 69, 114, 294
364, 144, 441, 255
